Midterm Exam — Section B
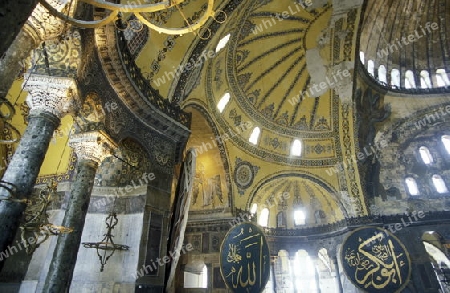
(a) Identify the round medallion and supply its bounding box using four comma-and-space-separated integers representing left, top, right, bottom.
220, 222, 270, 292
341, 226, 411, 293
234, 161, 255, 189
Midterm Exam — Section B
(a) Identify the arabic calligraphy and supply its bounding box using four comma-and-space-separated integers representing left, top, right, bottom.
220, 222, 270, 293
341, 227, 411, 293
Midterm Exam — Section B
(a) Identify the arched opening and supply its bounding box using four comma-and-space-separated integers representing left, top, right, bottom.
436, 69, 450, 87
442, 135, 450, 154
405, 70, 416, 89
274, 250, 293, 291
291, 139, 302, 157
184, 263, 208, 288
294, 250, 319, 292
217, 92, 230, 113
405, 177, 420, 196
317, 248, 340, 293
419, 146, 434, 165
259, 208, 269, 227
368, 60, 375, 76
359, 51, 365, 65
378, 65, 387, 84
249, 127, 261, 145
391, 69, 401, 88
294, 209, 306, 226
422, 232, 450, 292
432, 174, 448, 194
421, 70, 432, 89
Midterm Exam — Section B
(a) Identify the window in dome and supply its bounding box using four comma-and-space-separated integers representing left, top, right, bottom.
436, 69, 450, 87
259, 208, 269, 227
215, 33, 231, 53
405, 70, 416, 89
442, 135, 450, 154
419, 146, 433, 165
360, 51, 365, 65
405, 177, 419, 196
420, 70, 432, 89
432, 174, 448, 194
249, 127, 261, 145
217, 92, 230, 113
294, 210, 306, 226
250, 203, 258, 214
291, 139, 302, 157
378, 65, 387, 84
368, 60, 375, 76
391, 69, 401, 88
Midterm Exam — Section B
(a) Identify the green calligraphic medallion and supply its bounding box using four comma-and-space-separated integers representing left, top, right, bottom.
341, 227, 412, 293
220, 222, 270, 293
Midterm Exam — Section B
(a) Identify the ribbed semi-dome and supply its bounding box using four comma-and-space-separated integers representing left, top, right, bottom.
359, 0, 450, 92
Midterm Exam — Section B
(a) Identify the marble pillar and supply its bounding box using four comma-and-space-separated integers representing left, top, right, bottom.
0, 75, 77, 263
43, 131, 116, 293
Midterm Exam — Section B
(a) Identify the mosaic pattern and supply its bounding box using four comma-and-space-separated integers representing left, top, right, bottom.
234, 158, 260, 195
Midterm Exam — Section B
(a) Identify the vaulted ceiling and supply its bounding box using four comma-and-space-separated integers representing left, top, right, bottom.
122, 0, 366, 227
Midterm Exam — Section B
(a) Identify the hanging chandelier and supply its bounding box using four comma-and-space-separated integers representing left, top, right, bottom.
82, 198, 129, 272
39, 0, 225, 37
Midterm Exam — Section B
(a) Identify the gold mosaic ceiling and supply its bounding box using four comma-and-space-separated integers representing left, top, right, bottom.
131, 0, 365, 222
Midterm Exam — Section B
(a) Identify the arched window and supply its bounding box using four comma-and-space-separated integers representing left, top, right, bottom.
277, 211, 286, 228
294, 210, 306, 226
259, 208, 269, 227
215, 33, 231, 53
249, 127, 261, 145
184, 264, 208, 288
360, 51, 365, 65
291, 139, 302, 156
419, 146, 433, 165
432, 175, 448, 194
405, 177, 419, 196
441, 135, 450, 154
368, 60, 375, 76
250, 203, 258, 214
405, 70, 416, 89
391, 69, 401, 88
436, 69, 450, 87
420, 70, 432, 89
294, 250, 318, 292
217, 92, 230, 113
378, 65, 387, 84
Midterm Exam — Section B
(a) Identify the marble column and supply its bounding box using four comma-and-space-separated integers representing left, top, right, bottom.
0, 0, 69, 98
43, 131, 116, 293
0, 74, 77, 262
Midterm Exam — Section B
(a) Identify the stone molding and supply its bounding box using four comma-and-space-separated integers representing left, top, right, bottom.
24, 74, 79, 118
69, 130, 117, 165
23, 0, 70, 44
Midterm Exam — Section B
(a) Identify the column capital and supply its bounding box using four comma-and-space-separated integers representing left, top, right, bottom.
24, 74, 79, 119
69, 131, 117, 165
23, 0, 70, 44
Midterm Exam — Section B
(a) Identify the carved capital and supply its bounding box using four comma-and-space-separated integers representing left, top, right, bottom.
23, 0, 70, 44
24, 74, 79, 119
69, 131, 117, 165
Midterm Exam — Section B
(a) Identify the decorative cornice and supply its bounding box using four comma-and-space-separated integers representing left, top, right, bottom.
69, 130, 117, 165
24, 74, 79, 118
